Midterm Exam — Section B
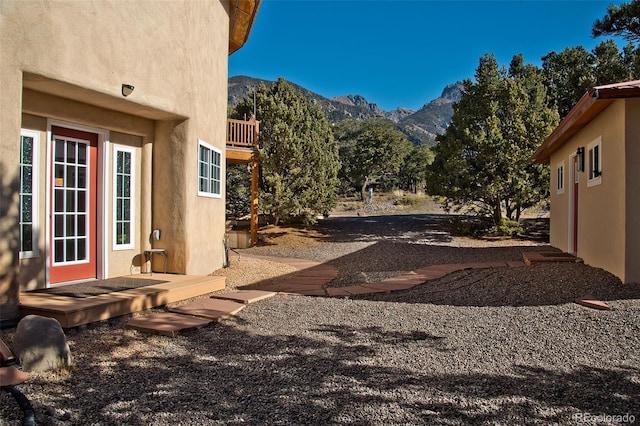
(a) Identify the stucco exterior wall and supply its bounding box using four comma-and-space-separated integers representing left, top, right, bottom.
549, 101, 627, 281
1, 0, 232, 320
624, 98, 640, 283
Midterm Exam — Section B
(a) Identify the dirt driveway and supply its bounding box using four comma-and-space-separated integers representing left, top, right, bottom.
225, 213, 639, 306
3, 213, 640, 425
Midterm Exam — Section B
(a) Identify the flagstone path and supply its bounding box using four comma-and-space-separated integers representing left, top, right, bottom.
126, 256, 537, 336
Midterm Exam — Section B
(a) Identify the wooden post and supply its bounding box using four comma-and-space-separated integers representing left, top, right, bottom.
250, 121, 260, 246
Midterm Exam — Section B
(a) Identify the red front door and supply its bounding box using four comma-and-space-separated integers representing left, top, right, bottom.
49, 126, 98, 283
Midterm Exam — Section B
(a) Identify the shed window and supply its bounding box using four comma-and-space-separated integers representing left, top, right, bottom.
556, 161, 565, 194
587, 138, 602, 187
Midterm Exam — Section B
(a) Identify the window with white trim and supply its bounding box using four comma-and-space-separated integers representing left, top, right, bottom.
113, 146, 135, 250
198, 140, 221, 198
19, 130, 39, 258
556, 161, 565, 194
587, 138, 602, 187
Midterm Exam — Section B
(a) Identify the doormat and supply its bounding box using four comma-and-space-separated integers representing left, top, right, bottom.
30, 277, 168, 298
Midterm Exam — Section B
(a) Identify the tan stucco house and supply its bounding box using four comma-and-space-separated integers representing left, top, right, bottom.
531, 80, 640, 283
0, 0, 260, 325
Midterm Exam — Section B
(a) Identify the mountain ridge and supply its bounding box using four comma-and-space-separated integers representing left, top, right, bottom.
228, 75, 463, 146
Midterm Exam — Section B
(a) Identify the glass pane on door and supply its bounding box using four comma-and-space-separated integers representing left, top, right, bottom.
52, 137, 90, 265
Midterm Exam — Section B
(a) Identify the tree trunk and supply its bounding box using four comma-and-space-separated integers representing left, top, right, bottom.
360, 176, 370, 201
493, 198, 503, 227
505, 198, 514, 221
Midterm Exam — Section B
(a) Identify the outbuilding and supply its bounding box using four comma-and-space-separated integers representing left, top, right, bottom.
531, 80, 640, 283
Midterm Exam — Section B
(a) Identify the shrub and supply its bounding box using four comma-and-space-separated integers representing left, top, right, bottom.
450, 217, 523, 238
394, 196, 420, 206
487, 219, 523, 237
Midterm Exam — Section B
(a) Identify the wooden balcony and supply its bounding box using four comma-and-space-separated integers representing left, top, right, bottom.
226, 118, 259, 163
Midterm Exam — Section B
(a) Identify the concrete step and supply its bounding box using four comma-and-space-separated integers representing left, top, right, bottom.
126, 313, 212, 337
210, 290, 276, 304
576, 295, 611, 310
523, 251, 581, 265
167, 298, 246, 321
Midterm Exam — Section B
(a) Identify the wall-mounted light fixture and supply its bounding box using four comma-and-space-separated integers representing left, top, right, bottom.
576, 147, 585, 172
121, 84, 135, 97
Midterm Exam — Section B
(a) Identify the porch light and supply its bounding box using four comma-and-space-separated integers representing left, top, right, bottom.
121, 84, 134, 97
576, 147, 585, 172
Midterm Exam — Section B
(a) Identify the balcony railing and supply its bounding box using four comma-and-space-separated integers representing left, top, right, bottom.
226, 118, 259, 150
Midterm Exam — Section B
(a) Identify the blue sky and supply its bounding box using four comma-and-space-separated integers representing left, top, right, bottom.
229, 0, 625, 112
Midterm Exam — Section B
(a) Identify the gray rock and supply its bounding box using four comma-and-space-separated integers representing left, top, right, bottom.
13, 315, 72, 372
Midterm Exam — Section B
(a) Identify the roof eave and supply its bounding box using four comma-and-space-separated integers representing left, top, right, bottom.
530, 91, 613, 164
228, 0, 261, 55
532, 79, 640, 164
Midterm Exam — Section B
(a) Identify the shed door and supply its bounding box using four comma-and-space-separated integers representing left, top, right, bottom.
49, 127, 98, 283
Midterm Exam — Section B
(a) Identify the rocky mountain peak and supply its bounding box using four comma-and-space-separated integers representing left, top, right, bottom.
440, 81, 464, 102
330, 95, 386, 116
228, 75, 463, 146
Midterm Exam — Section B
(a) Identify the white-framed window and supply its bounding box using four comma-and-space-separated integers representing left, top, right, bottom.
198, 139, 222, 198
587, 137, 602, 187
19, 130, 39, 258
113, 146, 135, 250
556, 161, 565, 194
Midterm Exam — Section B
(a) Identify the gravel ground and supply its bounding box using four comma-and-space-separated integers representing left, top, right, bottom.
2, 213, 640, 425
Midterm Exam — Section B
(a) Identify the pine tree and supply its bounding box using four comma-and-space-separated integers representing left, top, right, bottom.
592, 0, 640, 43
334, 120, 412, 200
233, 78, 340, 225
542, 42, 639, 119
428, 53, 559, 228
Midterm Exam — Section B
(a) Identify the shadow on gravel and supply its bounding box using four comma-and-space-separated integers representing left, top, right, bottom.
320, 214, 549, 244
320, 214, 457, 244
353, 262, 640, 307
320, 240, 546, 287
6, 318, 638, 425
411, 364, 640, 424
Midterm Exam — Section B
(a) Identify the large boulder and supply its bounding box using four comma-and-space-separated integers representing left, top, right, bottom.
12, 315, 72, 372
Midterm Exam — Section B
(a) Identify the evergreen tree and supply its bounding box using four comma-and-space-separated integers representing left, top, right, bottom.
622, 42, 640, 79
332, 119, 364, 196
592, 0, 640, 43
542, 41, 639, 119
428, 53, 559, 227
226, 163, 251, 217
593, 39, 635, 83
334, 120, 412, 200
542, 46, 596, 118
398, 144, 434, 194
505, 54, 559, 220
233, 78, 340, 225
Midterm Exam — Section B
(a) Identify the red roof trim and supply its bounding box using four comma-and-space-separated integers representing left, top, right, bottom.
531, 80, 640, 164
